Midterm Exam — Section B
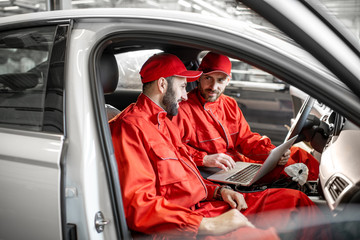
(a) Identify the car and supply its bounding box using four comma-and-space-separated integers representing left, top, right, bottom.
0, 0, 359, 239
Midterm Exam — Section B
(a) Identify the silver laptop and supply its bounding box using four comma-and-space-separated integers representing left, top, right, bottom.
207, 135, 298, 186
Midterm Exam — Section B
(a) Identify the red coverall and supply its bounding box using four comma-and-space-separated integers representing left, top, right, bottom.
174, 88, 320, 181
109, 93, 325, 239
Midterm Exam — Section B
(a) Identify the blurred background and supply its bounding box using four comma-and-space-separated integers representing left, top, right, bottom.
0, 0, 359, 41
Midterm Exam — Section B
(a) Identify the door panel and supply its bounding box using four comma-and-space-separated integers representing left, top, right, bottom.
0, 131, 63, 240
0, 25, 66, 239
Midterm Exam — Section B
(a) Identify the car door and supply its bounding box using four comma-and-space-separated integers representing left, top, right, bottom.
0, 25, 68, 239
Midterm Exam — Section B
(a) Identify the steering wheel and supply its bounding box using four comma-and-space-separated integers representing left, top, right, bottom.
284, 96, 315, 142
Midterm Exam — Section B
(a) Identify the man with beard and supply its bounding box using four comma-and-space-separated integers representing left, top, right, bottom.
109, 53, 328, 239
174, 52, 320, 183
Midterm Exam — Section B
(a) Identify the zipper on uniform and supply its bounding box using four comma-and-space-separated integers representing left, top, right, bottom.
207, 107, 230, 148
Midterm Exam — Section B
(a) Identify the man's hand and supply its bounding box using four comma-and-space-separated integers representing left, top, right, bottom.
203, 153, 236, 171
198, 209, 255, 236
277, 149, 291, 165
221, 188, 248, 210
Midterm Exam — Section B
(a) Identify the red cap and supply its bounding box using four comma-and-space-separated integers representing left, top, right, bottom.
198, 52, 231, 76
140, 53, 202, 83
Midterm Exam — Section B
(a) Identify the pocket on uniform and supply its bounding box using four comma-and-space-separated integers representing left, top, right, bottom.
151, 145, 187, 186
196, 128, 225, 152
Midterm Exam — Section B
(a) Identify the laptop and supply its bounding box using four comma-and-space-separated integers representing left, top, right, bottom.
207, 135, 298, 186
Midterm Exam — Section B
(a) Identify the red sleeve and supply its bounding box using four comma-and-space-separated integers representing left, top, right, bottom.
111, 120, 203, 237
233, 101, 275, 161
203, 179, 220, 200
186, 144, 207, 166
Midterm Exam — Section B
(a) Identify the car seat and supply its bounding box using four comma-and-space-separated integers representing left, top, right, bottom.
99, 51, 121, 120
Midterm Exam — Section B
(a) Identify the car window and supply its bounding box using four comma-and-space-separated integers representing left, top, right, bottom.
196, 51, 292, 145
229, 60, 292, 145
115, 49, 162, 90
0, 26, 63, 133
230, 58, 286, 86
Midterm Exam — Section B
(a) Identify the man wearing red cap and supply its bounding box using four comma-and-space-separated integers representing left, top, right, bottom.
109, 53, 327, 239
174, 52, 320, 183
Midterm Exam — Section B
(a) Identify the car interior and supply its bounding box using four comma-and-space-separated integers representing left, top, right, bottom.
97, 36, 360, 236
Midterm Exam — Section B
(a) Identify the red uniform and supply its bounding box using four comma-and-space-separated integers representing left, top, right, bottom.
109, 93, 325, 239
175, 88, 319, 181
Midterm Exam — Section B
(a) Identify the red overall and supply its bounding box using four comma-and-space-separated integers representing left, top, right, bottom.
109, 93, 325, 239
175, 88, 319, 181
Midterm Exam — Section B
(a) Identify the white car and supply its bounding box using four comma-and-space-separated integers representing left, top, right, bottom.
0, 0, 359, 239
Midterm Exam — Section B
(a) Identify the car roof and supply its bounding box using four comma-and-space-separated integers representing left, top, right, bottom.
0, 8, 342, 84
0, 8, 311, 50
0, 8, 241, 28
0, 8, 342, 91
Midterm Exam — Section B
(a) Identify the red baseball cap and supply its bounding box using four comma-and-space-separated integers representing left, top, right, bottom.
198, 52, 232, 76
140, 53, 202, 83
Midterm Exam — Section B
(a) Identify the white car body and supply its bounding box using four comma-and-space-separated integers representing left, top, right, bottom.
0, 1, 359, 239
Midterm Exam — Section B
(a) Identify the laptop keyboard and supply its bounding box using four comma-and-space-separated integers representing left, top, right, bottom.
226, 164, 261, 183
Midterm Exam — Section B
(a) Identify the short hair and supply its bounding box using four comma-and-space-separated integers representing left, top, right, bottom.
142, 81, 154, 93
164, 76, 174, 85
142, 76, 174, 93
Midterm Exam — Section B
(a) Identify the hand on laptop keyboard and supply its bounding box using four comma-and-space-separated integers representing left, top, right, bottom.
203, 153, 236, 171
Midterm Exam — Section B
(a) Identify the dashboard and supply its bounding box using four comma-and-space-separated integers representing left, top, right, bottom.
298, 97, 360, 212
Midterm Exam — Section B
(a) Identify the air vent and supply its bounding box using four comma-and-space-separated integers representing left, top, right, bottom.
328, 176, 349, 201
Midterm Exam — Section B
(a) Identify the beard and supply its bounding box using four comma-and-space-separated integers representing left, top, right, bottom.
198, 82, 224, 102
163, 82, 180, 116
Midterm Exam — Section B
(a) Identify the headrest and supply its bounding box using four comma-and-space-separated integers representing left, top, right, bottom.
0, 72, 38, 91
100, 52, 119, 94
